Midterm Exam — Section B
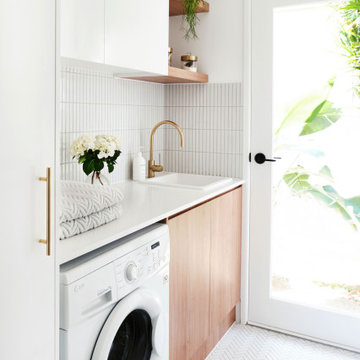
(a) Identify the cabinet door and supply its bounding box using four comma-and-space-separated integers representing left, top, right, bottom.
105, 0, 168, 75
168, 204, 211, 360
208, 188, 242, 351
0, 1, 56, 359
61, 0, 105, 63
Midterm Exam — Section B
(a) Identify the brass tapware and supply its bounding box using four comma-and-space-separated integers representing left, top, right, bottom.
39, 167, 51, 256
148, 120, 184, 178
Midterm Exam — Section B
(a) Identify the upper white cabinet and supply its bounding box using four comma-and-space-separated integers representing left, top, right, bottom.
61, 0, 105, 63
61, 0, 169, 75
104, 0, 168, 75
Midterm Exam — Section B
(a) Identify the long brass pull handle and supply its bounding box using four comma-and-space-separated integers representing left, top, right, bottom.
39, 167, 51, 256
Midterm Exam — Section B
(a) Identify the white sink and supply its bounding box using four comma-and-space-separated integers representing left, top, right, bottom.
141, 172, 233, 191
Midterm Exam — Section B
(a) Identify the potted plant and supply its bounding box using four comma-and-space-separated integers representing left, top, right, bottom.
70, 134, 121, 185
183, 0, 204, 40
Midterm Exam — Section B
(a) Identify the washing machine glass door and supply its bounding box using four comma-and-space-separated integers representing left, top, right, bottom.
92, 288, 165, 360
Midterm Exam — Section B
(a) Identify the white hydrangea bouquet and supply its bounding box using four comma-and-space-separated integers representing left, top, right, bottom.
70, 135, 121, 185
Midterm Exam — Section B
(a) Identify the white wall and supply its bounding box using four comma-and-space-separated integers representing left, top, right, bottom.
169, 0, 243, 83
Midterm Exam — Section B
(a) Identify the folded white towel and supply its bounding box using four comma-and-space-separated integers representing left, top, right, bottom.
59, 203, 123, 240
60, 181, 124, 223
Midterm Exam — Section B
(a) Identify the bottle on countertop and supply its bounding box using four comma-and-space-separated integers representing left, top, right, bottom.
133, 148, 146, 181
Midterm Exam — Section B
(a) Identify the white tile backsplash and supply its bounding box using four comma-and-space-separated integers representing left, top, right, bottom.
60, 65, 243, 182
164, 83, 243, 178
60, 65, 166, 183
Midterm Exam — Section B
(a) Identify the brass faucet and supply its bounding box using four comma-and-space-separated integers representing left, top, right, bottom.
148, 120, 184, 178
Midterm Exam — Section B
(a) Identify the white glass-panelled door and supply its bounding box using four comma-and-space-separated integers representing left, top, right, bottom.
249, 0, 360, 350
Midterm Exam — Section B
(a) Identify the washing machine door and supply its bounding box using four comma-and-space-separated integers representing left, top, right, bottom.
91, 288, 166, 360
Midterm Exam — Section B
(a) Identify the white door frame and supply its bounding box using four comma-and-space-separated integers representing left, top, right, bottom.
240, 0, 252, 325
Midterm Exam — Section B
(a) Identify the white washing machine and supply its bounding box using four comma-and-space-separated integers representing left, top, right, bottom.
60, 223, 170, 360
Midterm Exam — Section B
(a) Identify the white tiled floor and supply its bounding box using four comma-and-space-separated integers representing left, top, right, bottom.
206, 324, 360, 360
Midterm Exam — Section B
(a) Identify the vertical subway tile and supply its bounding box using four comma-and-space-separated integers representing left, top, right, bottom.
61, 63, 243, 181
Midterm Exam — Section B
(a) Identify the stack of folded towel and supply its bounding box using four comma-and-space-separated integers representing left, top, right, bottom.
59, 181, 124, 240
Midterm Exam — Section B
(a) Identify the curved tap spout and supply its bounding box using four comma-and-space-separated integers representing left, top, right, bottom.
148, 120, 184, 178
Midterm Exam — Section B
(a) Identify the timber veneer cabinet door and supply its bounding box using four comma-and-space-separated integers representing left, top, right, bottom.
168, 187, 242, 360
208, 187, 242, 352
168, 202, 211, 360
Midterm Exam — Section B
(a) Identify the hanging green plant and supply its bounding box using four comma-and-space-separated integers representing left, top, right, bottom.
183, 0, 203, 40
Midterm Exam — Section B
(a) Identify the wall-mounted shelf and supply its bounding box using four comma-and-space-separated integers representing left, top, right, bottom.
169, 0, 210, 16
125, 66, 208, 84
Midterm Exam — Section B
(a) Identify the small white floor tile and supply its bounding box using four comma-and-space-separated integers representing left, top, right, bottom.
206, 324, 360, 360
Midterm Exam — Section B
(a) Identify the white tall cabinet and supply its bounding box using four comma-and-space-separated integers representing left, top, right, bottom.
0, 0, 56, 359
0, 0, 171, 358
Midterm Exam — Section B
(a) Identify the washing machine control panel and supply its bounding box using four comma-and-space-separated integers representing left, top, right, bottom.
112, 237, 168, 298
125, 263, 138, 282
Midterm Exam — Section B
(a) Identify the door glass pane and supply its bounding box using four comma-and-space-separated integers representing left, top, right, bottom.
272, 1, 360, 316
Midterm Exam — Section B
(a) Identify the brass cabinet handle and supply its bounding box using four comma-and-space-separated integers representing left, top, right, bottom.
39, 167, 51, 256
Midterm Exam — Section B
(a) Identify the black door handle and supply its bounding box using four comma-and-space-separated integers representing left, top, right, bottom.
254, 153, 280, 164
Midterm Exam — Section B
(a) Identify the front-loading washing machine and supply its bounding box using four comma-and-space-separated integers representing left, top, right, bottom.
60, 223, 170, 360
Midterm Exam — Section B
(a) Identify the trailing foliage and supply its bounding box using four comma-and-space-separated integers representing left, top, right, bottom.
183, 0, 202, 40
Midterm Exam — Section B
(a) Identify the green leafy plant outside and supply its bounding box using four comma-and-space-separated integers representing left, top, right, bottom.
283, 165, 360, 230
334, 0, 360, 93
274, 2, 360, 231
274, 76, 360, 229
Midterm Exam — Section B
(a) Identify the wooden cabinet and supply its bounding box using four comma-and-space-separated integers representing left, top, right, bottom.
61, 0, 105, 63
208, 187, 242, 351
168, 187, 242, 360
168, 202, 212, 360
60, 0, 169, 75
0, 0, 56, 358
105, 0, 168, 75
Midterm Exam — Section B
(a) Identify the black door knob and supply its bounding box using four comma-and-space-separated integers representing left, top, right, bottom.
254, 153, 279, 164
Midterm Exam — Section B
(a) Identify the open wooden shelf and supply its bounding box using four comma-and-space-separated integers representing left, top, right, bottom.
169, 0, 210, 16
125, 66, 208, 84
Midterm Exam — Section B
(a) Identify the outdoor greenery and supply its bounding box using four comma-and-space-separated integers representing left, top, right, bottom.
275, 1, 360, 231
314, 281, 360, 302
277, 77, 360, 230
335, 0, 360, 93
283, 165, 360, 230
274, 79, 360, 229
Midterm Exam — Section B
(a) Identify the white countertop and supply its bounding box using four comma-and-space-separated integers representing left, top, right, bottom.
58, 179, 244, 264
